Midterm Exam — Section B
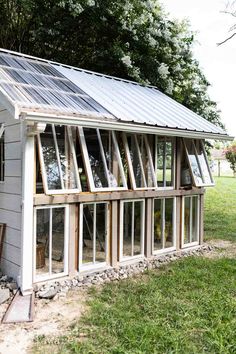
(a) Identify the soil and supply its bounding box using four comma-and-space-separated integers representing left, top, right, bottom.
0, 239, 235, 354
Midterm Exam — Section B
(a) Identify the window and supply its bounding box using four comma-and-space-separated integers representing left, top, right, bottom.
183, 139, 214, 187
79, 202, 109, 270
155, 137, 175, 188
123, 133, 156, 190
0, 124, 4, 182
79, 128, 127, 191
120, 199, 145, 260
34, 205, 69, 281
182, 195, 200, 247
38, 124, 81, 194
153, 198, 176, 253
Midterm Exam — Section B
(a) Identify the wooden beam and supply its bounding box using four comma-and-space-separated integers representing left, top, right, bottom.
68, 204, 77, 276
145, 198, 152, 258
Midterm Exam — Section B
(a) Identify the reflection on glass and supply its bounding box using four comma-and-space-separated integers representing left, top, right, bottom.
36, 208, 50, 275
100, 130, 124, 188
192, 196, 199, 242
165, 198, 173, 248
153, 198, 174, 251
166, 140, 173, 187
134, 201, 142, 255
123, 202, 132, 257
96, 203, 106, 262
127, 134, 144, 188
157, 139, 164, 187
84, 128, 108, 188
52, 208, 65, 274
153, 199, 162, 250
195, 140, 212, 185
156, 137, 173, 187
40, 125, 61, 190
185, 140, 203, 185
136, 135, 154, 187
183, 196, 199, 245
82, 204, 94, 264
184, 197, 191, 244
117, 133, 130, 188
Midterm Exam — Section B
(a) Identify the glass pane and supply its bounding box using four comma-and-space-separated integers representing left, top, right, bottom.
181, 146, 192, 186
156, 138, 165, 187
192, 197, 199, 242
100, 130, 124, 188
40, 125, 62, 190
52, 208, 65, 274
165, 199, 174, 248
136, 135, 154, 187
82, 204, 94, 264
84, 128, 108, 188
195, 141, 212, 185
72, 127, 89, 192
117, 133, 130, 188
184, 197, 191, 244
127, 134, 145, 188
36, 208, 50, 276
55, 125, 77, 189
96, 203, 107, 262
185, 140, 203, 185
166, 139, 173, 187
133, 201, 143, 255
153, 199, 162, 250
123, 202, 132, 257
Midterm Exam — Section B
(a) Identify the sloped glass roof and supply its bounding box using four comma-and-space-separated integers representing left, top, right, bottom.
0, 52, 110, 117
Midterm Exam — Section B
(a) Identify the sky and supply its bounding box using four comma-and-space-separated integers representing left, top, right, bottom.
163, 0, 236, 139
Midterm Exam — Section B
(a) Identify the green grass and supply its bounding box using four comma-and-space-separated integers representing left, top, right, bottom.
204, 177, 236, 242
34, 257, 236, 354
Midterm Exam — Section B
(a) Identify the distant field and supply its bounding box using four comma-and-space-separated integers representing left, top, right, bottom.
204, 177, 236, 242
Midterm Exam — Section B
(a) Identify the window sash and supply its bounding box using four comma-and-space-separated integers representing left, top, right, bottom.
183, 139, 214, 187
33, 204, 69, 282
152, 197, 176, 254
119, 199, 145, 261
155, 136, 175, 189
181, 195, 200, 247
79, 202, 109, 270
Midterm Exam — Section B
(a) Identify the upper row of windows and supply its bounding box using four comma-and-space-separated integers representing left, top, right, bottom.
35, 125, 214, 194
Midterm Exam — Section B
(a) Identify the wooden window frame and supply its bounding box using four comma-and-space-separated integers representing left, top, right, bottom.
152, 197, 176, 255
78, 201, 110, 271
79, 127, 128, 192
155, 136, 175, 190
181, 195, 200, 248
123, 132, 157, 190
119, 199, 145, 262
33, 204, 69, 282
183, 139, 214, 187
37, 124, 82, 194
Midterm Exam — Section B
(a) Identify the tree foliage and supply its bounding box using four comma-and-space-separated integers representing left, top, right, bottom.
0, 0, 223, 128
225, 142, 236, 176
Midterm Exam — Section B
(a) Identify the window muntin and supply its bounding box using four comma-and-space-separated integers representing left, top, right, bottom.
120, 199, 145, 260
79, 202, 109, 270
124, 133, 156, 190
34, 205, 69, 281
153, 197, 176, 253
155, 137, 174, 188
183, 139, 214, 187
38, 124, 81, 194
79, 128, 127, 191
182, 195, 200, 247
0, 125, 5, 182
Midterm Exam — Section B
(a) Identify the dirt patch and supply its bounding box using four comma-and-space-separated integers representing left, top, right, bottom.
204, 239, 236, 259
0, 288, 88, 354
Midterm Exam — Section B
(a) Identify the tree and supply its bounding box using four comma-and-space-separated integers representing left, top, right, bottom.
224, 142, 236, 177
0, 0, 223, 129
217, 1, 236, 45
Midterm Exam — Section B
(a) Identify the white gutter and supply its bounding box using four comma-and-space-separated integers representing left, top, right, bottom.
21, 111, 234, 141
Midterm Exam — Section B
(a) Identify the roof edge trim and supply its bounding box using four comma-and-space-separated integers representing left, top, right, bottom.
22, 112, 234, 141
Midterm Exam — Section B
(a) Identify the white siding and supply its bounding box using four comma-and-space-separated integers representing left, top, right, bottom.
0, 110, 21, 279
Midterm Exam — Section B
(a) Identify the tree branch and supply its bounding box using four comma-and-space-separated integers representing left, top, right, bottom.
217, 32, 236, 45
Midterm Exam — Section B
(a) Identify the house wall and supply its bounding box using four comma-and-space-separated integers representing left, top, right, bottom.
0, 109, 22, 279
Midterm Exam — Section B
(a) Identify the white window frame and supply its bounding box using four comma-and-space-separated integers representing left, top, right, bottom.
37, 124, 81, 194
152, 197, 176, 255
183, 139, 214, 187
33, 204, 69, 282
123, 133, 157, 190
0, 124, 5, 183
79, 201, 110, 271
79, 127, 128, 192
155, 136, 175, 190
181, 195, 200, 248
119, 199, 145, 262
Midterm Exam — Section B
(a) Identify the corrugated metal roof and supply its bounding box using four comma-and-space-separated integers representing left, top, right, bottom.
54, 64, 227, 136
0, 48, 232, 139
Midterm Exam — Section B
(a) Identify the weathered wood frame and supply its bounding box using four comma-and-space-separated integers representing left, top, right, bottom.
181, 195, 200, 248
154, 136, 175, 190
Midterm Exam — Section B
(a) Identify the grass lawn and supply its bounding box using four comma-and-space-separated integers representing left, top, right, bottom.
33, 177, 236, 354
204, 177, 236, 242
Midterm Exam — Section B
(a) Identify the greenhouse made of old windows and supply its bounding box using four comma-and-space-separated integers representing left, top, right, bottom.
0, 48, 233, 294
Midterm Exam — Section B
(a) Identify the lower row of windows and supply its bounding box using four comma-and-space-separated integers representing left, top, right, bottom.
34, 196, 200, 282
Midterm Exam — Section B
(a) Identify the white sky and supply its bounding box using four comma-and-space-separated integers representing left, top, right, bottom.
163, 0, 236, 138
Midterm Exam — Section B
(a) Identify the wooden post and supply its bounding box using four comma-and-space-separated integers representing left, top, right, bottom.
175, 138, 182, 250
111, 200, 118, 267
68, 204, 78, 276
20, 123, 34, 295
145, 198, 152, 258
175, 197, 181, 251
